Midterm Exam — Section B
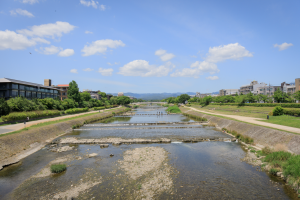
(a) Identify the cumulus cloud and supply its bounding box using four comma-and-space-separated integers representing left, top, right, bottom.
118, 60, 175, 77
17, 21, 76, 38
206, 76, 219, 80
274, 43, 293, 51
80, 0, 106, 10
155, 49, 175, 61
21, 0, 39, 4
70, 69, 78, 73
10, 9, 34, 17
206, 43, 253, 63
58, 49, 74, 57
170, 43, 252, 78
85, 31, 93, 34
37, 45, 61, 55
0, 30, 48, 50
98, 68, 113, 76
81, 39, 125, 56
83, 68, 94, 71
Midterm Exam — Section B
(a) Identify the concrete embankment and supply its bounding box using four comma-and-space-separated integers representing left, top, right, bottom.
181, 108, 300, 154
0, 107, 127, 170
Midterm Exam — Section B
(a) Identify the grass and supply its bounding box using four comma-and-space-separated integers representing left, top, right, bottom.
166, 105, 181, 113
0, 107, 124, 138
50, 164, 67, 173
260, 115, 300, 129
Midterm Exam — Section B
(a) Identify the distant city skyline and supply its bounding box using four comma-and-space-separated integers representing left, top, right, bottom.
1, 0, 299, 93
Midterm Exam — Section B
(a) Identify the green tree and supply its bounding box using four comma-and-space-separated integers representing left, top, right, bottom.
293, 91, 300, 102
80, 92, 91, 101
0, 98, 10, 116
67, 80, 81, 104
98, 92, 107, 99
117, 96, 131, 105
202, 96, 212, 105
246, 92, 255, 103
178, 94, 190, 104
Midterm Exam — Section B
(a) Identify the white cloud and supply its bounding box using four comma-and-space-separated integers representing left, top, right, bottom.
107, 62, 119, 66
155, 49, 175, 61
206, 76, 219, 80
58, 49, 74, 57
70, 69, 78, 73
100, 5, 106, 11
80, 0, 98, 8
85, 31, 93, 34
171, 43, 252, 78
17, 21, 76, 38
10, 9, 34, 17
81, 39, 125, 56
98, 67, 113, 76
118, 60, 175, 77
21, 0, 39, 4
274, 43, 293, 51
155, 49, 166, 56
206, 43, 253, 63
83, 68, 94, 71
0, 30, 47, 50
38, 45, 61, 55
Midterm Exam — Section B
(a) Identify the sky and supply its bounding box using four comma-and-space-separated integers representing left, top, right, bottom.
0, 0, 299, 93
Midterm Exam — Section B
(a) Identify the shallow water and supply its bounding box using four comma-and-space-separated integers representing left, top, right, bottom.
0, 105, 298, 199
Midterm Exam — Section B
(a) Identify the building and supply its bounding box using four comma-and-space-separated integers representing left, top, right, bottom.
0, 78, 60, 100
118, 92, 124, 97
254, 85, 281, 96
53, 84, 69, 100
240, 81, 267, 95
296, 78, 300, 92
128, 96, 136, 100
281, 82, 296, 94
82, 89, 100, 100
219, 89, 239, 96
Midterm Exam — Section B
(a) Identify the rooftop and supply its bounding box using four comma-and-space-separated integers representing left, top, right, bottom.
0, 78, 61, 90
56, 84, 69, 87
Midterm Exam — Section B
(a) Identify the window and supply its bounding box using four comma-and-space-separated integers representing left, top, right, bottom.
42, 93, 46, 98
11, 90, 18, 97
19, 90, 25, 97
37, 92, 41, 98
26, 91, 31, 98
12, 83, 18, 89
0, 83, 6, 89
50, 94, 54, 98
32, 92, 36, 98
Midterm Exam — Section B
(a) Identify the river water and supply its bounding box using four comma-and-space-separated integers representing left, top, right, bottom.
0, 105, 298, 199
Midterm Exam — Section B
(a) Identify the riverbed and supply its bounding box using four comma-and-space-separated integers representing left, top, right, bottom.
0, 105, 298, 199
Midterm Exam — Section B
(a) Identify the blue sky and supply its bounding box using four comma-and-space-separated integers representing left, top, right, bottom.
1, 0, 299, 93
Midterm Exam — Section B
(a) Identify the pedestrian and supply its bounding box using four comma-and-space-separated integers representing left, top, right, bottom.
27, 116, 29, 122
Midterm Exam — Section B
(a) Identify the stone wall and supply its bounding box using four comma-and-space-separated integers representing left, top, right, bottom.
182, 109, 300, 154
0, 107, 127, 162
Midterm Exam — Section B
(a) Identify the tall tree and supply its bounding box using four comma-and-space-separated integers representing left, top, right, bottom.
67, 80, 81, 104
0, 98, 10, 116
178, 94, 191, 104
80, 92, 91, 101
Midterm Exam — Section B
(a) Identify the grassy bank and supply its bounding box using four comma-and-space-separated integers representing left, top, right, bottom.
166, 105, 181, 113
191, 105, 300, 129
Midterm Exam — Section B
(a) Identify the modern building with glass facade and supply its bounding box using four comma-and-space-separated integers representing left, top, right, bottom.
0, 78, 61, 100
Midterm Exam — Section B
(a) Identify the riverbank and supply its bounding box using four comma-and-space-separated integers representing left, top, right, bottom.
0, 107, 128, 171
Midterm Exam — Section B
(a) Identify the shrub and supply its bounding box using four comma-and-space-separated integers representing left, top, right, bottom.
1, 110, 61, 121
270, 168, 279, 175
64, 107, 89, 114
51, 164, 67, 173
265, 151, 292, 162
0, 98, 10, 117
210, 103, 300, 108
283, 155, 300, 178
93, 106, 105, 110
273, 106, 284, 116
283, 109, 300, 116
262, 147, 272, 155
166, 106, 181, 113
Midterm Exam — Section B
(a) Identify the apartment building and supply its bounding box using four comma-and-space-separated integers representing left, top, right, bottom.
240, 81, 267, 95
53, 84, 69, 100
219, 89, 239, 96
82, 89, 100, 100
0, 78, 60, 100
296, 78, 300, 92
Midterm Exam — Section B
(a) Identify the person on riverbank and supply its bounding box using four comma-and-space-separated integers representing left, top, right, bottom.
27, 116, 29, 122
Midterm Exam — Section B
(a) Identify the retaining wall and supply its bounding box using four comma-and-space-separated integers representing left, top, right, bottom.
182, 109, 300, 154
0, 107, 127, 162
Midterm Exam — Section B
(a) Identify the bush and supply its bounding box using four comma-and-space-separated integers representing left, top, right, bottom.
262, 147, 272, 155
1, 110, 61, 121
51, 164, 67, 173
210, 103, 300, 108
270, 168, 280, 175
93, 106, 105, 110
0, 98, 10, 116
283, 155, 300, 178
273, 106, 284, 116
265, 151, 292, 162
64, 107, 89, 114
283, 109, 300, 116
166, 106, 181, 113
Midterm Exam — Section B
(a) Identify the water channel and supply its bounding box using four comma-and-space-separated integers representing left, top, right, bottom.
0, 105, 298, 199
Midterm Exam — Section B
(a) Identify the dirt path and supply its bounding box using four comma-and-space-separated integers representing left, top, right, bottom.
0, 107, 120, 135
187, 106, 300, 134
